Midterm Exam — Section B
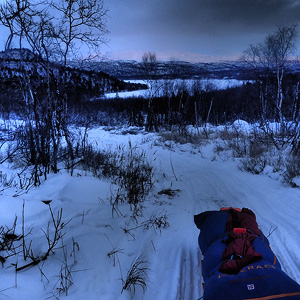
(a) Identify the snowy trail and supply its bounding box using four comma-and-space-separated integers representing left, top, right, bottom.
1, 131, 300, 300
145, 143, 300, 299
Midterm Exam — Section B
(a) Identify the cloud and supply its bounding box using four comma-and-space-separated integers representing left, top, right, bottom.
103, 0, 300, 61
154, 0, 300, 35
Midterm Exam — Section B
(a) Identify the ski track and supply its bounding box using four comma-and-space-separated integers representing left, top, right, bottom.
176, 247, 203, 300
150, 144, 300, 300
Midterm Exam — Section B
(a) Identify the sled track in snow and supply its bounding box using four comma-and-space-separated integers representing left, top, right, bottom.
176, 246, 204, 300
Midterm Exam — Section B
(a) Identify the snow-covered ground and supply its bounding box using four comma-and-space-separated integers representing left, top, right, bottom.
105, 78, 248, 99
104, 89, 149, 99
0, 125, 300, 300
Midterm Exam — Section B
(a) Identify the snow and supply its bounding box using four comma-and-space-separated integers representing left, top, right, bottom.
104, 79, 248, 99
104, 89, 149, 99
232, 119, 251, 133
0, 125, 300, 300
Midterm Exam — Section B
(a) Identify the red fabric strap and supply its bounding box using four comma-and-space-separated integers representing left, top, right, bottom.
233, 228, 247, 234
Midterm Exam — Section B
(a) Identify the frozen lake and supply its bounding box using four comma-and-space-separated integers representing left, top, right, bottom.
104, 78, 250, 99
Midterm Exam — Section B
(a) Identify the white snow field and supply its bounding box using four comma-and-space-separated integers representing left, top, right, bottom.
0, 125, 300, 300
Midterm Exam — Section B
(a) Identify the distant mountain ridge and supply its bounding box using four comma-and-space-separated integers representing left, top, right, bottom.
80, 58, 300, 81
2, 48, 298, 83
80, 59, 253, 80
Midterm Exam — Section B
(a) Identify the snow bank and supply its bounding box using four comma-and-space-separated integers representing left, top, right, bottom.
233, 119, 251, 133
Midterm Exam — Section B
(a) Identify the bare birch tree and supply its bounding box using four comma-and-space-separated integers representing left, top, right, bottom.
142, 51, 158, 131
243, 25, 298, 152
0, 0, 109, 179
243, 25, 297, 125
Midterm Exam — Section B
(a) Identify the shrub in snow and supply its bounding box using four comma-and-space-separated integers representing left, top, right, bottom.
79, 144, 115, 178
0, 171, 16, 189
0, 200, 74, 276
109, 188, 127, 217
107, 246, 124, 267
78, 141, 154, 216
113, 142, 154, 215
159, 127, 209, 146
158, 188, 181, 197
214, 132, 248, 158
121, 256, 150, 295
239, 157, 267, 174
142, 212, 170, 234
283, 155, 300, 187
55, 243, 77, 297
249, 138, 270, 158
121, 211, 170, 238
0, 216, 19, 265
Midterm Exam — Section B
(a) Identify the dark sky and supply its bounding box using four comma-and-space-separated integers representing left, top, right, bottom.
0, 0, 300, 62
101, 0, 300, 62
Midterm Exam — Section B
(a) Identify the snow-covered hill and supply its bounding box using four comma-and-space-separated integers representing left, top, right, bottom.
83, 59, 253, 80
0, 126, 300, 300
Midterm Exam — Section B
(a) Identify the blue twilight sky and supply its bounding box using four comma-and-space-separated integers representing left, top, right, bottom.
1, 0, 300, 62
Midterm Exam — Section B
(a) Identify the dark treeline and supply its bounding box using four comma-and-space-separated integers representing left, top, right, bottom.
76, 83, 258, 128
79, 84, 259, 128
73, 72, 300, 129
1, 61, 300, 130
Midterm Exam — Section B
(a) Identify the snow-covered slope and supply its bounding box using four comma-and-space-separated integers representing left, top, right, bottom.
0, 127, 299, 300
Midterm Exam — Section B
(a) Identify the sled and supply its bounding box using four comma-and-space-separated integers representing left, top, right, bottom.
194, 208, 300, 300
